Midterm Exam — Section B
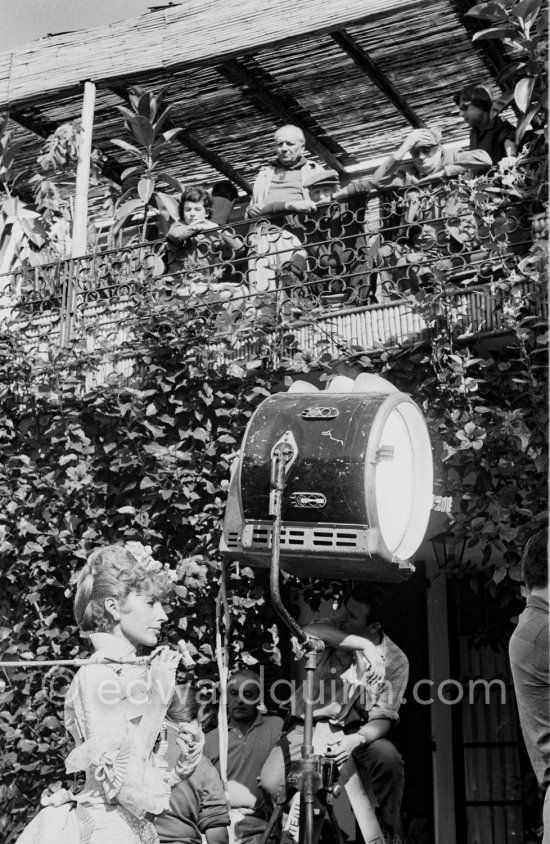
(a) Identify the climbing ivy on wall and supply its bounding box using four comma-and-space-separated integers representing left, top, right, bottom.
0, 268, 547, 840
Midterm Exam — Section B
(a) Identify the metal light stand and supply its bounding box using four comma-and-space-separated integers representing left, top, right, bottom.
267, 432, 343, 844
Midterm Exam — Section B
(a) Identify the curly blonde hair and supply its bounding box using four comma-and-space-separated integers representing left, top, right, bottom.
74, 544, 172, 633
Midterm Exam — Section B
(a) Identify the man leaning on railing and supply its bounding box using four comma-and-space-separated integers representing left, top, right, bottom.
333, 128, 493, 298
245, 125, 325, 297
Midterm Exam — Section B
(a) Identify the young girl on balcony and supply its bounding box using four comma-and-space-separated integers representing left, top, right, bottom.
15, 542, 181, 844
164, 185, 247, 324
165, 187, 246, 287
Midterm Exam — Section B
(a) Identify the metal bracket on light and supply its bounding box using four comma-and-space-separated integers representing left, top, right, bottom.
269, 430, 298, 516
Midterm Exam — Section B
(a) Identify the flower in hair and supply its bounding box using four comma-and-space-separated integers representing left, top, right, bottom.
126, 541, 179, 581
125, 542, 161, 571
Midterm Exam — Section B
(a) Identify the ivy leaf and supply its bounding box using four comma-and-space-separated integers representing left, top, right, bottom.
127, 115, 156, 147
514, 0, 542, 24
466, 2, 512, 20
193, 428, 209, 442
472, 27, 519, 41
162, 128, 183, 143
120, 165, 142, 182
114, 198, 143, 221
138, 178, 155, 204
514, 76, 536, 112
515, 102, 540, 144
156, 172, 184, 193
493, 567, 507, 584
140, 477, 156, 490
241, 652, 259, 665
110, 138, 144, 158
155, 191, 180, 221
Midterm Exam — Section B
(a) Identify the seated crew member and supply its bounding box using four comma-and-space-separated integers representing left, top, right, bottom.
259, 586, 409, 844
245, 125, 325, 295
333, 127, 493, 296
156, 684, 230, 844
454, 84, 518, 166
165, 186, 246, 299
204, 669, 284, 844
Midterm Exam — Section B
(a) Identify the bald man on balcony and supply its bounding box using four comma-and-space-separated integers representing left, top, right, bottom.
245, 125, 326, 296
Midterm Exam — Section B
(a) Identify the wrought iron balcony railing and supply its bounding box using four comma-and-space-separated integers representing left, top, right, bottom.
1, 172, 546, 373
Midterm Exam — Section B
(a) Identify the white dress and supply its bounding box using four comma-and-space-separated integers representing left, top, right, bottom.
15, 633, 175, 844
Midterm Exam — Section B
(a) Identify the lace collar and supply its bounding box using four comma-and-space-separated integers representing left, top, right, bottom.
88, 632, 136, 662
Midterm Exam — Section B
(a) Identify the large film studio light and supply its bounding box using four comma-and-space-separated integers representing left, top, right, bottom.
221, 373, 434, 581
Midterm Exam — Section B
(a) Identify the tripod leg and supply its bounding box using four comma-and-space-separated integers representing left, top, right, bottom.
260, 803, 283, 844
298, 796, 325, 844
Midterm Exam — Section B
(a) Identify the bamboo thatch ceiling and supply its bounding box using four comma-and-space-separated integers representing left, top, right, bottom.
1, 0, 510, 211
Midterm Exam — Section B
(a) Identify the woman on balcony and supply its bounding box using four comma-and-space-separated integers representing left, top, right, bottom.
164, 186, 247, 311
15, 543, 180, 844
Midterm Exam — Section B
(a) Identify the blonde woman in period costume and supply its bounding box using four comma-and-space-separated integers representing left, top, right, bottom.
16, 543, 181, 844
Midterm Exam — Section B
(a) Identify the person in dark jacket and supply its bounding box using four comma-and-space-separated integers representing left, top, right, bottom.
454, 84, 517, 166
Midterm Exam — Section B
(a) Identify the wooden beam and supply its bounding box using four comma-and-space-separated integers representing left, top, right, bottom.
109, 85, 252, 195
217, 58, 353, 174
330, 30, 425, 129
9, 111, 55, 139
9, 108, 123, 184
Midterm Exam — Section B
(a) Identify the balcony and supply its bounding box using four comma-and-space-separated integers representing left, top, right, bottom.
1, 175, 546, 381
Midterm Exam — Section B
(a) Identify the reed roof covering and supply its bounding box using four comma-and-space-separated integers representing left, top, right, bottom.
1, 0, 509, 205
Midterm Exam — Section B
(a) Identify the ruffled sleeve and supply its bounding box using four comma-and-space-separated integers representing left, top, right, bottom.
64, 660, 175, 818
